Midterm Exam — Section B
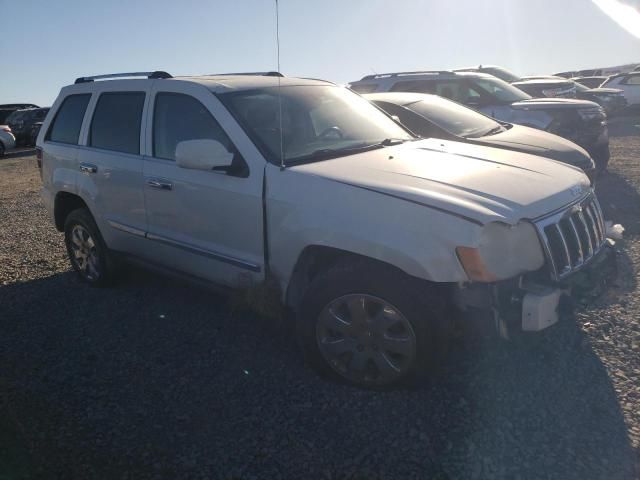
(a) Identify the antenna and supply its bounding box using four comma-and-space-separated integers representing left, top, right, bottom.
275, 0, 285, 170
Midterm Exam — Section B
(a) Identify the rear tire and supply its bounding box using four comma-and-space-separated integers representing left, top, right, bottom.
297, 259, 450, 389
64, 208, 117, 287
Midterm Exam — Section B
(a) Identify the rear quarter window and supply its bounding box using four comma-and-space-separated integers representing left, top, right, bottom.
46, 94, 91, 145
89, 92, 145, 155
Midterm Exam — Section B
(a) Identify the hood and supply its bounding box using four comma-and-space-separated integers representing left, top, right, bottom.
290, 138, 590, 225
511, 98, 601, 110
583, 87, 624, 95
471, 124, 594, 170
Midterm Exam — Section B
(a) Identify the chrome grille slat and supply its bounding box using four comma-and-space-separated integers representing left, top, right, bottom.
534, 193, 606, 281
554, 224, 572, 274
577, 211, 594, 256
584, 207, 600, 247
568, 217, 584, 266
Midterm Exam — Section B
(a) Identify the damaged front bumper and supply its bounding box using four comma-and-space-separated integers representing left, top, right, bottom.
454, 242, 617, 333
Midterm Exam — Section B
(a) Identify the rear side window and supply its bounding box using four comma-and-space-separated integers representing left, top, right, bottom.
153, 93, 235, 161
46, 94, 91, 144
622, 74, 640, 85
90, 92, 145, 154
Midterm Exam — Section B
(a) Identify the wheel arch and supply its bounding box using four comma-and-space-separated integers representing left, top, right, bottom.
54, 191, 89, 232
284, 245, 448, 313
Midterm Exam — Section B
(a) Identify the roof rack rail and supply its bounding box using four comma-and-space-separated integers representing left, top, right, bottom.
74, 71, 172, 84
360, 70, 452, 81
207, 71, 284, 77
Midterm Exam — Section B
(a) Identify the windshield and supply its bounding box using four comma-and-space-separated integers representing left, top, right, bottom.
405, 96, 501, 138
482, 66, 522, 83
573, 82, 589, 92
471, 77, 531, 102
219, 85, 413, 165
6, 111, 28, 123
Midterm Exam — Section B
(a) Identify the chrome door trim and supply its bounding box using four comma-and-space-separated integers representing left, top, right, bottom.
108, 220, 146, 238
146, 232, 261, 272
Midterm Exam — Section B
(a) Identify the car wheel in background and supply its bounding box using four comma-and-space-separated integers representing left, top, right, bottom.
297, 259, 450, 389
64, 208, 117, 287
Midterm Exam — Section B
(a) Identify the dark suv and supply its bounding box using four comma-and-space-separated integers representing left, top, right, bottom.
6, 107, 50, 146
349, 71, 610, 172
0, 103, 39, 125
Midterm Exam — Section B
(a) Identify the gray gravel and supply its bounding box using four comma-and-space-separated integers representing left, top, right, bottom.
1, 131, 639, 479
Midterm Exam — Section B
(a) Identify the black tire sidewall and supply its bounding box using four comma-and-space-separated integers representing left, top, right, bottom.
64, 208, 112, 287
297, 260, 449, 388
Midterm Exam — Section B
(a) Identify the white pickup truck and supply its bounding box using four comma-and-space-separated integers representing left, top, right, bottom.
38, 72, 614, 388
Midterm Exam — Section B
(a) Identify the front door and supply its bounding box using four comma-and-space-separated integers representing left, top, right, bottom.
141, 83, 265, 286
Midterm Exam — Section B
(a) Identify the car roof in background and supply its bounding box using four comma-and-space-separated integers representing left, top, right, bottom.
352, 70, 497, 84
363, 92, 440, 105
512, 78, 572, 85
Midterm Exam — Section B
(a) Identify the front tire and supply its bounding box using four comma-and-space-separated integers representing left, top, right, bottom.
297, 260, 450, 389
64, 208, 116, 287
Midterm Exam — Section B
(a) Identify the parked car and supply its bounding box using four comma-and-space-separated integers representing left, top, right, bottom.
0, 103, 39, 124
511, 78, 577, 98
457, 66, 579, 99
348, 71, 610, 172
6, 107, 49, 146
601, 72, 640, 108
572, 76, 608, 89
364, 92, 597, 181
28, 122, 43, 147
513, 76, 627, 115
38, 71, 614, 389
0, 124, 16, 155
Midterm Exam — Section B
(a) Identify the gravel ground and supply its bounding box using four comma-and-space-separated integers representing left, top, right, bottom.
1, 126, 639, 479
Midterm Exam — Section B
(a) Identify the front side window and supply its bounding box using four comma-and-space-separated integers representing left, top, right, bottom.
89, 92, 145, 154
46, 94, 91, 145
219, 85, 413, 165
153, 93, 234, 160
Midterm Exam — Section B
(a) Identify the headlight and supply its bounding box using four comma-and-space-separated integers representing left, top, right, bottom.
578, 107, 605, 121
456, 221, 545, 282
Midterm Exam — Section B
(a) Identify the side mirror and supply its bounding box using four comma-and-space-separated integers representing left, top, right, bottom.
175, 139, 234, 171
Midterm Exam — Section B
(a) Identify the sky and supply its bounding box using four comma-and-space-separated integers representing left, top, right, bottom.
1, 0, 639, 107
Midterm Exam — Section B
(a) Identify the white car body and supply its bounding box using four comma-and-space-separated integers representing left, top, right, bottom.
603, 72, 640, 106
37, 73, 612, 387
0, 125, 16, 153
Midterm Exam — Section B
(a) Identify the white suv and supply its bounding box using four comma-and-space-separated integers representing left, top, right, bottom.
38, 71, 614, 388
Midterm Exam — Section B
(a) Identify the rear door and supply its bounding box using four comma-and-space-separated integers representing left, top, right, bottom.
41, 93, 92, 204
141, 81, 265, 286
76, 85, 149, 254
619, 74, 640, 105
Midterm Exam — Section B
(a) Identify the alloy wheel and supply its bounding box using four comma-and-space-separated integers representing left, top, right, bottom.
316, 294, 417, 386
69, 224, 101, 281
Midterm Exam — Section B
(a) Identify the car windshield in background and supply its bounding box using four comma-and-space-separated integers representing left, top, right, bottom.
6, 111, 28, 123
471, 77, 532, 103
406, 96, 501, 138
219, 85, 413, 165
481, 66, 521, 83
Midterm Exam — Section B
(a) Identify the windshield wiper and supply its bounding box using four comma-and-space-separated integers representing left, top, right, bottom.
287, 139, 408, 165
482, 126, 504, 137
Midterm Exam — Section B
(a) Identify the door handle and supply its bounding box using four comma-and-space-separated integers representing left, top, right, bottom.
79, 163, 97, 174
146, 178, 173, 190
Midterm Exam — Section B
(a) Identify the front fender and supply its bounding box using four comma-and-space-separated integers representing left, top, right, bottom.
266, 166, 479, 289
